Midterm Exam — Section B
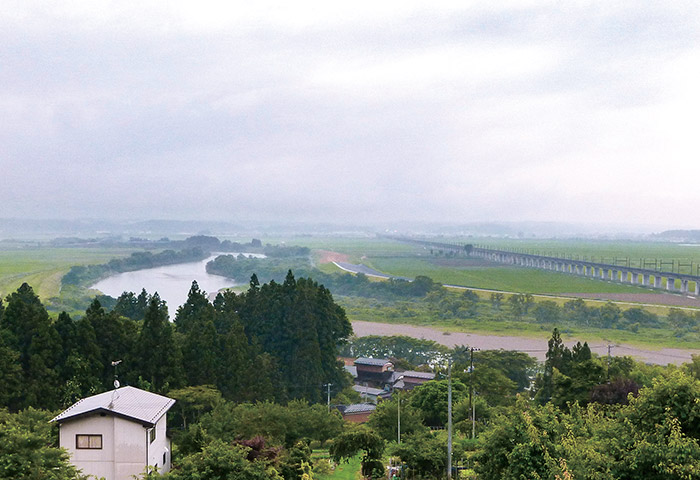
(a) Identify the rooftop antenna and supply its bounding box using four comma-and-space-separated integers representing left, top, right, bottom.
111, 360, 122, 389
109, 360, 122, 409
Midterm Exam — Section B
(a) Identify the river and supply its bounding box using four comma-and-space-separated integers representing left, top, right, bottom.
90, 254, 260, 313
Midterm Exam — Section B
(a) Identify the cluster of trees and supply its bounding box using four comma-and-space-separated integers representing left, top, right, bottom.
207, 253, 439, 300
179, 235, 309, 258
0, 272, 352, 411
476, 370, 700, 479
62, 247, 208, 287
338, 335, 449, 368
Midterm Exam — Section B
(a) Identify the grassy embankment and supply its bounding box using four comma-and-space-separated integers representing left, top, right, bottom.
338, 295, 700, 350
0, 246, 137, 302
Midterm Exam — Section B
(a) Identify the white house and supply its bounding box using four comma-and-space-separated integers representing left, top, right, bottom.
51, 386, 176, 480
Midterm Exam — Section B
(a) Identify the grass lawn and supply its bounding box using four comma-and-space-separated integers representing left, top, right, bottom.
313, 451, 362, 480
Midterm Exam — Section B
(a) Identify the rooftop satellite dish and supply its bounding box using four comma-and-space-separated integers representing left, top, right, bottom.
114, 379, 120, 389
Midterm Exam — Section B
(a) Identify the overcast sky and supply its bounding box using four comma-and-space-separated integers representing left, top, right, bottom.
2, 1, 699, 229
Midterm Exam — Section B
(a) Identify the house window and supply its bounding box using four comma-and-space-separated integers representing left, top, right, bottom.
163, 452, 167, 465
149, 428, 156, 443
76, 434, 102, 449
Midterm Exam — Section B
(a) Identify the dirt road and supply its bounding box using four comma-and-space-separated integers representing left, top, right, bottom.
351, 320, 699, 365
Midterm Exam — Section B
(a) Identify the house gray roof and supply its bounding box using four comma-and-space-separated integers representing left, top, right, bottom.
344, 365, 358, 377
402, 371, 436, 380
352, 385, 385, 396
343, 403, 377, 414
354, 357, 392, 367
51, 386, 175, 427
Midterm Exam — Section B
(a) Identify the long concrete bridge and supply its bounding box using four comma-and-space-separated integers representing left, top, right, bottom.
387, 237, 700, 296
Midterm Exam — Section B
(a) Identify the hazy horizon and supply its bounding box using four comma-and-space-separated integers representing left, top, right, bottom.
3, 2, 699, 229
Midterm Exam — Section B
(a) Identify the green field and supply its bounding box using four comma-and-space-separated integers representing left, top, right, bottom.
0, 246, 137, 301
266, 237, 423, 264
453, 238, 700, 269
265, 235, 700, 299
365, 257, 649, 294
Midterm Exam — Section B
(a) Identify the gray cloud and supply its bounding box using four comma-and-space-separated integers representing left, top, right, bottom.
2, 1, 700, 229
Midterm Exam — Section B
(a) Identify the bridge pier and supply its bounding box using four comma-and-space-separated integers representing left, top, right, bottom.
667, 277, 676, 292
466, 245, 700, 297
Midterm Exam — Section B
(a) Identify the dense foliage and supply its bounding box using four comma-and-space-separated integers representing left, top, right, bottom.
0, 274, 352, 411
475, 371, 700, 480
0, 408, 87, 480
62, 247, 208, 286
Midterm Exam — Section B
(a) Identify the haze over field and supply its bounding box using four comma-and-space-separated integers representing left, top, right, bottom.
2, 1, 699, 230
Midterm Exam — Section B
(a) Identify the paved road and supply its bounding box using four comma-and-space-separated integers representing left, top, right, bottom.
334, 262, 412, 281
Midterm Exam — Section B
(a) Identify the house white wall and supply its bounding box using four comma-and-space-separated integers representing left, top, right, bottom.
147, 415, 171, 474
59, 413, 171, 480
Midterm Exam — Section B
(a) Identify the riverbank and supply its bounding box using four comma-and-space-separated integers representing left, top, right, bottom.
351, 320, 699, 365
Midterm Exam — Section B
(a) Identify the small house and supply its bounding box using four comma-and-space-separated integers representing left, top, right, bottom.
392, 370, 436, 391
51, 386, 175, 480
339, 403, 377, 423
351, 384, 392, 404
354, 357, 394, 387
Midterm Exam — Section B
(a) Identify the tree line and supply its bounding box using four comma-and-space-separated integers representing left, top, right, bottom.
0, 272, 351, 412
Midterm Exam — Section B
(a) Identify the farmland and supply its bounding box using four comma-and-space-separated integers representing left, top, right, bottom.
0, 245, 137, 302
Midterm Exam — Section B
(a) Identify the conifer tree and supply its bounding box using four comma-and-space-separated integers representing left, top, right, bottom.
176, 281, 219, 387
134, 294, 184, 392
1, 283, 62, 409
85, 299, 138, 389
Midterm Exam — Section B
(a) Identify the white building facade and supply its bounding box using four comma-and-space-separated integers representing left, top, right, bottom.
52, 386, 175, 480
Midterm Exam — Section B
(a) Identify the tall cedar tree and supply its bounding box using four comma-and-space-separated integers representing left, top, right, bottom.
1, 283, 62, 410
175, 281, 219, 387
213, 290, 278, 402
134, 294, 184, 391
0, 297, 22, 408
55, 311, 102, 406
84, 299, 138, 388
236, 271, 352, 403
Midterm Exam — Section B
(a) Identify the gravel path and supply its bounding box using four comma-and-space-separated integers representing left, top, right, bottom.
351, 320, 699, 365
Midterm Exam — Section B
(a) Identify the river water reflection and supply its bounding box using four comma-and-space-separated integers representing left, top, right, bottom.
91, 254, 260, 313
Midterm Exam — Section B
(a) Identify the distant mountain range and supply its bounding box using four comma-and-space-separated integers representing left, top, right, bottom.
1, 218, 696, 241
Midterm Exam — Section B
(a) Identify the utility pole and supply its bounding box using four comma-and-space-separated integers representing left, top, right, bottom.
469, 347, 479, 439
324, 383, 332, 412
397, 391, 401, 445
395, 375, 404, 445
447, 357, 453, 480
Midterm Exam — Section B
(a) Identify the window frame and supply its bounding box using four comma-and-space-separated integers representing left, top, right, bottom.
76, 434, 103, 450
